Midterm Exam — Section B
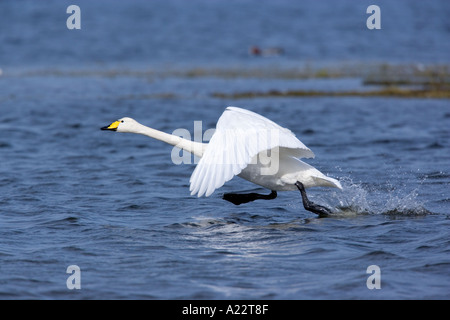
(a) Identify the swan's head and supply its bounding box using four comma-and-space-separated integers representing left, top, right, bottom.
101, 117, 141, 133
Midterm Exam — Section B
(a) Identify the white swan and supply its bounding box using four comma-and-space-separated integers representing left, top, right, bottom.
101, 106, 342, 216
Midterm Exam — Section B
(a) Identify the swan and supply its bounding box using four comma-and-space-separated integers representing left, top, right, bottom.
101, 106, 342, 216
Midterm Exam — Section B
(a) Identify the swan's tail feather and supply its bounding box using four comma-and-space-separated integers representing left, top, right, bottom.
312, 176, 342, 190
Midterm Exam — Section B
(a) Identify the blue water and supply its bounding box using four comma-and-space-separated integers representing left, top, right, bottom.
0, 0, 449, 299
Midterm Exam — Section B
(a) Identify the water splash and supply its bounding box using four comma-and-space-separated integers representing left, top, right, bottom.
324, 177, 432, 216
382, 188, 432, 216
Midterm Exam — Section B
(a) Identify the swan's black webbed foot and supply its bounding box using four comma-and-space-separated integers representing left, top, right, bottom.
223, 190, 277, 206
295, 181, 332, 217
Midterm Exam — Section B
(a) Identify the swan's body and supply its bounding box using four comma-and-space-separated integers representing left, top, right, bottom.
102, 106, 341, 216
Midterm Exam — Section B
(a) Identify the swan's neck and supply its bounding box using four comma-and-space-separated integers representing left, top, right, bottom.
133, 123, 206, 158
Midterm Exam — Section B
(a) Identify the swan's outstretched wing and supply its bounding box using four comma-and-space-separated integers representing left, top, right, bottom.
189, 106, 315, 197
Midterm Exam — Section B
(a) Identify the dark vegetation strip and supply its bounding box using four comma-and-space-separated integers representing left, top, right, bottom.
212, 87, 450, 99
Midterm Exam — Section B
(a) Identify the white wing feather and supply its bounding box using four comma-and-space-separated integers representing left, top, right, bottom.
189, 107, 314, 197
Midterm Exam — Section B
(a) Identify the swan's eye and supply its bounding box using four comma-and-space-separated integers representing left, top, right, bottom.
121, 120, 124, 123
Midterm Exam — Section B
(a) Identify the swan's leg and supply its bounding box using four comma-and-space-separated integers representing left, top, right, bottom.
223, 190, 277, 206
295, 182, 332, 217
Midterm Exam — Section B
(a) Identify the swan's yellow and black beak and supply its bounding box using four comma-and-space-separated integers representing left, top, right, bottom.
101, 121, 120, 131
